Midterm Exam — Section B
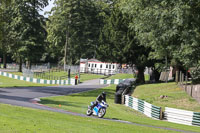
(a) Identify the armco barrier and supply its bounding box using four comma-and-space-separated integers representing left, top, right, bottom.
164, 107, 200, 126
125, 95, 162, 120
99, 79, 125, 85
0, 71, 75, 85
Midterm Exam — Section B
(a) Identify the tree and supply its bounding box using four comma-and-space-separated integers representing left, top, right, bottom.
121, 0, 200, 70
0, 0, 11, 68
46, 0, 103, 69
98, 0, 152, 83
8, 0, 48, 71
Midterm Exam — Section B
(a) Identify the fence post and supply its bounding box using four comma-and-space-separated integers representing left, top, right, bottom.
185, 70, 188, 91
121, 95, 125, 104
182, 73, 184, 86
160, 108, 163, 120
176, 71, 179, 84
179, 71, 182, 85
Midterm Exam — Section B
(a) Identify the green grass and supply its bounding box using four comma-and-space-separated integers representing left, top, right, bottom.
106, 73, 134, 79
0, 75, 55, 87
78, 73, 105, 82
9, 72, 105, 82
9, 72, 149, 83
40, 84, 200, 132
106, 73, 150, 81
9, 72, 23, 76
132, 82, 200, 112
0, 104, 177, 133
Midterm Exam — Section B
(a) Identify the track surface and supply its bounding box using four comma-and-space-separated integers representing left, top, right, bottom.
0, 79, 199, 133
0, 79, 105, 108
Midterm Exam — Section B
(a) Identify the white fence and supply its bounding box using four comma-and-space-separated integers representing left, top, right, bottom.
125, 95, 162, 120
99, 79, 125, 85
164, 107, 200, 126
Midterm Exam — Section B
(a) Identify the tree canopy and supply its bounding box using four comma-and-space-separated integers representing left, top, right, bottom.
121, 0, 200, 69
1, 0, 200, 82
46, 0, 103, 65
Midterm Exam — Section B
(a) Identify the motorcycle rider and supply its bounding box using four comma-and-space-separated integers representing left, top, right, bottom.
90, 92, 106, 110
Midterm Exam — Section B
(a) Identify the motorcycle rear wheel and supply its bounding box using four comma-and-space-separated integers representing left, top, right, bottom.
98, 108, 106, 118
86, 109, 92, 116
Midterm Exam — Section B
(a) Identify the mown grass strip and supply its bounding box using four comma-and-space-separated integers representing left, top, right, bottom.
40, 84, 200, 132
0, 104, 177, 133
0, 75, 55, 87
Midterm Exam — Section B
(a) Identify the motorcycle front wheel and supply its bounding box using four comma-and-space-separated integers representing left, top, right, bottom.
86, 108, 92, 116
98, 108, 106, 118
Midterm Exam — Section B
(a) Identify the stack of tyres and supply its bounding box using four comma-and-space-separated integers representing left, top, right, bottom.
114, 78, 136, 104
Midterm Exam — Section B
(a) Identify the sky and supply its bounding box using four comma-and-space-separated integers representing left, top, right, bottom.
40, 0, 55, 17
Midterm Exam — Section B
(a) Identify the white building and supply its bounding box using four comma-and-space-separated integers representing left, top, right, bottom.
80, 59, 119, 75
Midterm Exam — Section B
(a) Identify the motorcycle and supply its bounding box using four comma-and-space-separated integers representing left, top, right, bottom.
86, 101, 109, 118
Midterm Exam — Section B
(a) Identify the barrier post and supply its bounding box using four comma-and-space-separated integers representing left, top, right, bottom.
160, 108, 163, 120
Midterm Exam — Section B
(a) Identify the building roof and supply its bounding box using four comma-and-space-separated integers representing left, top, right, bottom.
88, 59, 101, 62
80, 58, 118, 64
80, 58, 101, 63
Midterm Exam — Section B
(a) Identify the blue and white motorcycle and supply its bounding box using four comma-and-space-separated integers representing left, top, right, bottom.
86, 101, 109, 118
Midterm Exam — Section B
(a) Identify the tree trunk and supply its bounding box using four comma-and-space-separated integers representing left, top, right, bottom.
18, 57, 22, 72
3, 52, 6, 69
64, 32, 68, 71
26, 60, 31, 70
136, 67, 145, 84
154, 69, 160, 82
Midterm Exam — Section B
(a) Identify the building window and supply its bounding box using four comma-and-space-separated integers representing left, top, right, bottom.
88, 63, 90, 67
92, 64, 94, 68
113, 65, 115, 69
109, 65, 111, 69
106, 64, 108, 68
95, 64, 97, 68
100, 64, 102, 68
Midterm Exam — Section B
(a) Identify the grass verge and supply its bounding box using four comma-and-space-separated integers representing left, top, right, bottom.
0, 75, 55, 87
9, 72, 105, 82
132, 82, 200, 112
40, 84, 200, 132
106, 73, 150, 81
0, 104, 177, 133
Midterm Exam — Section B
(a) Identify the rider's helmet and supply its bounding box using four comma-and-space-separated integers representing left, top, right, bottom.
102, 92, 106, 97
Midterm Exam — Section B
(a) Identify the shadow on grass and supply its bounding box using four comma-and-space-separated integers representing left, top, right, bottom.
70, 88, 116, 100
40, 99, 85, 108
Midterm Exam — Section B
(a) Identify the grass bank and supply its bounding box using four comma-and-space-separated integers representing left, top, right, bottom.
132, 82, 200, 112
0, 104, 176, 133
0, 75, 55, 87
107, 73, 150, 81
40, 84, 200, 132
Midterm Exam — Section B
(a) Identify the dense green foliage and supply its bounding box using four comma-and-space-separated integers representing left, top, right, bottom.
46, 0, 103, 65
1, 0, 200, 81
121, 0, 200, 69
0, 0, 49, 71
190, 66, 200, 84
98, 0, 154, 83
0, 0, 11, 68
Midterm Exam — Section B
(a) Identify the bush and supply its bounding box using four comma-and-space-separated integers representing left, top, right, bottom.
190, 66, 200, 84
